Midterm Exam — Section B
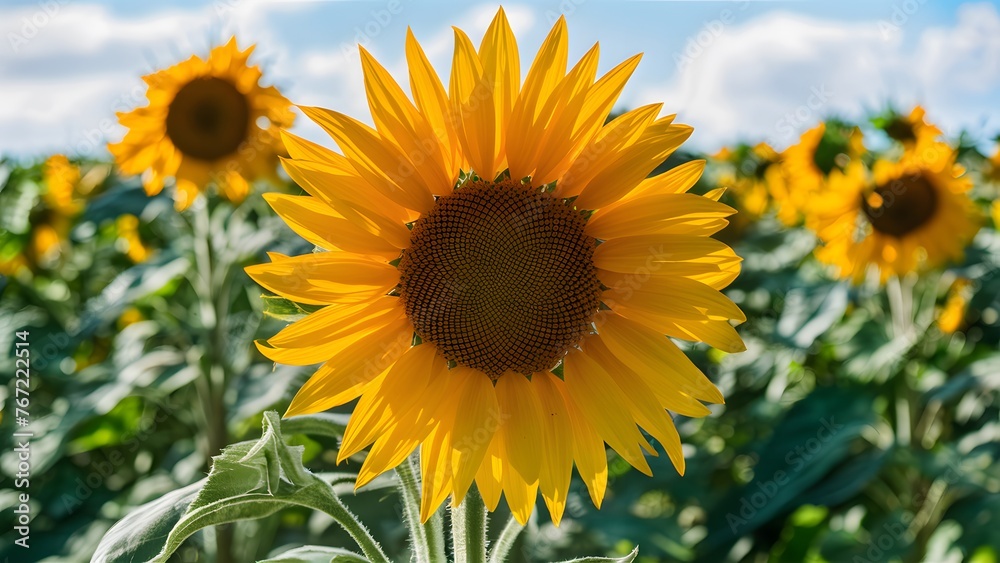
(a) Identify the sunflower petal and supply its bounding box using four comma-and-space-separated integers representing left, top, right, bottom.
283, 318, 413, 417
299, 106, 434, 213
598, 313, 724, 404
563, 349, 652, 475
245, 252, 399, 306
532, 372, 574, 526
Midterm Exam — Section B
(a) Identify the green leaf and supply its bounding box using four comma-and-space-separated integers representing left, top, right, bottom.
280, 412, 352, 439
261, 295, 322, 322
90, 479, 205, 563
93, 412, 390, 563
259, 545, 370, 563
551, 546, 638, 563
776, 282, 849, 349
702, 386, 879, 550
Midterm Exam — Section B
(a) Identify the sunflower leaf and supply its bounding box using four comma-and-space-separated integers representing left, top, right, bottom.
551, 546, 639, 563
258, 545, 371, 563
93, 411, 390, 563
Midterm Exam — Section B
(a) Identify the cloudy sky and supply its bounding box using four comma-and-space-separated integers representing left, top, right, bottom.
2, 0, 999, 158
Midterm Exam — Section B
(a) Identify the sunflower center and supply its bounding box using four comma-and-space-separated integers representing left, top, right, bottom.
861, 173, 938, 237
166, 77, 249, 161
398, 179, 601, 377
885, 118, 916, 143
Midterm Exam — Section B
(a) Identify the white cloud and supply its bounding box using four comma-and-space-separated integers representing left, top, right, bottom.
634, 2, 1000, 150
2, 2, 999, 157
0, 0, 300, 157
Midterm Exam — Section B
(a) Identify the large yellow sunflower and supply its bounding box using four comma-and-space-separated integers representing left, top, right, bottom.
807, 139, 980, 283
248, 9, 744, 526
776, 122, 865, 226
109, 38, 294, 210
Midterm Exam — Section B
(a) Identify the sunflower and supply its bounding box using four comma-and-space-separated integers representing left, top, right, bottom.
880, 105, 942, 147
116, 214, 152, 263
807, 139, 980, 283
109, 38, 294, 210
776, 122, 865, 225
248, 9, 744, 526
937, 278, 972, 334
714, 143, 783, 225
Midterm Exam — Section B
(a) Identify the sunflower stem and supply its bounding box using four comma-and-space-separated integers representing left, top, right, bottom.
486, 515, 524, 563
452, 487, 488, 563
397, 455, 447, 563
886, 274, 913, 340
309, 490, 392, 563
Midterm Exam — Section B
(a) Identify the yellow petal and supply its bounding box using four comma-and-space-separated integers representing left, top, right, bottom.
587, 193, 735, 239
449, 368, 501, 505
501, 462, 538, 526
278, 155, 412, 249
581, 341, 685, 474
478, 7, 519, 175
597, 313, 724, 404
263, 193, 402, 259
420, 412, 457, 522
245, 251, 399, 306
258, 297, 404, 365
495, 372, 543, 493
575, 120, 693, 210
520, 43, 600, 182
450, 27, 496, 178
593, 233, 742, 290
563, 349, 652, 475
506, 16, 568, 180
532, 372, 573, 526
359, 47, 451, 196
283, 317, 413, 416
584, 335, 710, 418
602, 275, 745, 322
338, 344, 440, 461
299, 106, 434, 214
614, 307, 746, 354
555, 377, 608, 508
475, 431, 504, 511
620, 159, 706, 201
555, 103, 661, 197
405, 28, 463, 179
534, 53, 644, 186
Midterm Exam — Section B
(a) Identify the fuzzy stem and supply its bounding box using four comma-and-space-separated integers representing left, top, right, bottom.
452, 488, 488, 563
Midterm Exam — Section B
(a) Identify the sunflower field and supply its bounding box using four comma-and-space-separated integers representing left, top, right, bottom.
2, 8, 1000, 563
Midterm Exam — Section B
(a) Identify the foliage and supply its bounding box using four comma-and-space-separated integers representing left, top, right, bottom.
2, 105, 1000, 562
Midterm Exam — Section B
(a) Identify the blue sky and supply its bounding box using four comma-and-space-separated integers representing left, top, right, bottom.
2, 0, 999, 158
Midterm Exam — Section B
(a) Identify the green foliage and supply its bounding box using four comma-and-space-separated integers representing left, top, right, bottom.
3, 106, 1000, 562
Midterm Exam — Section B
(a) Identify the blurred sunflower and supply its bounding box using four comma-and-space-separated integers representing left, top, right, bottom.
115, 214, 152, 263
249, 9, 744, 526
110, 38, 294, 210
714, 143, 783, 226
776, 122, 865, 225
808, 140, 980, 283
937, 278, 972, 334
879, 105, 942, 146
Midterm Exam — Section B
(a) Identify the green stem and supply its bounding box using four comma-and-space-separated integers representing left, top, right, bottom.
886, 275, 912, 340
309, 492, 392, 563
452, 488, 488, 563
486, 515, 524, 563
396, 455, 447, 562
190, 201, 234, 563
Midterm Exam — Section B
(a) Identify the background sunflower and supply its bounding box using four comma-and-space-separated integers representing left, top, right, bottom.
109, 38, 294, 210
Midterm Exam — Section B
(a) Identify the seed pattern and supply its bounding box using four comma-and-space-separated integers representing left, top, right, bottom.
399, 179, 601, 377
